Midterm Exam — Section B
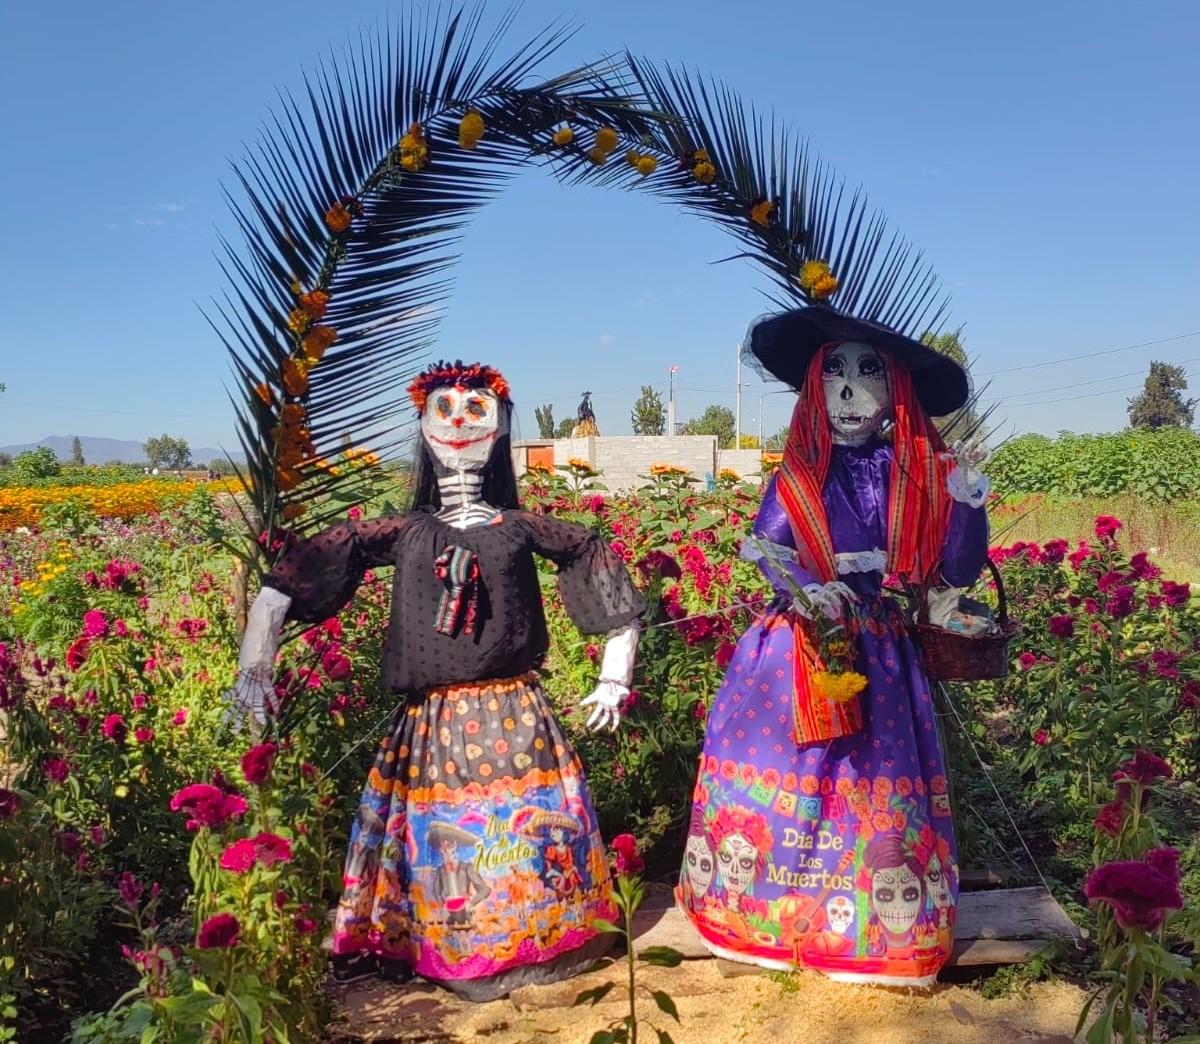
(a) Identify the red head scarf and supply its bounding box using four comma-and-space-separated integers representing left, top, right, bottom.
775, 343, 953, 587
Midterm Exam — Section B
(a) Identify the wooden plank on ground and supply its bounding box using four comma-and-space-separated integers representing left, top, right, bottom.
631, 886, 1078, 969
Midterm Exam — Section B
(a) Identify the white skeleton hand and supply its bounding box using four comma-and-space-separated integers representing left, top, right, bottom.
221, 664, 277, 729
579, 622, 639, 733
222, 586, 291, 731
796, 581, 859, 621
946, 439, 991, 507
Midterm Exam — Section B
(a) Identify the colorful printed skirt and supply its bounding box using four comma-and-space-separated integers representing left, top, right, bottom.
677, 605, 959, 987
332, 672, 617, 1001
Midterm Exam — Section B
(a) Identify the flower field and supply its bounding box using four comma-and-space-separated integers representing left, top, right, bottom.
0, 478, 242, 532
0, 468, 1197, 1040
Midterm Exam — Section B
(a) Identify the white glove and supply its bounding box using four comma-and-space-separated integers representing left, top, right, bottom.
796, 581, 858, 621
580, 622, 639, 732
946, 439, 991, 507
221, 587, 291, 729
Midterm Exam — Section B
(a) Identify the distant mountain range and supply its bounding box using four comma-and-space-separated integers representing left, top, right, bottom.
0, 436, 243, 466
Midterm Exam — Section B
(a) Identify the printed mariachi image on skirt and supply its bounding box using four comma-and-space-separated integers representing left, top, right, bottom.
332, 673, 617, 1000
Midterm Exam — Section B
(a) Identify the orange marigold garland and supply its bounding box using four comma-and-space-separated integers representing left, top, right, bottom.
301, 325, 337, 364
407, 360, 511, 413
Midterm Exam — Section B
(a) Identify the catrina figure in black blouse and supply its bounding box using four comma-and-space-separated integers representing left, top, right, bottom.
224, 361, 645, 1002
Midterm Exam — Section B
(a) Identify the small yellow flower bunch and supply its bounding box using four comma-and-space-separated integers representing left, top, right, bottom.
552, 124, 574, 146
749, 198, 775, 228
798, 259, 839, 300
812, 670, 869, 704
691, 147, 716, 184
587, 126, 619, 165
458, 110, 485, 149
398, 122, 430, 172
623, 149, 657, 176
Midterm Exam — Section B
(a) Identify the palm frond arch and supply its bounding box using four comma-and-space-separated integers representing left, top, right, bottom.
209, 9, 948, 578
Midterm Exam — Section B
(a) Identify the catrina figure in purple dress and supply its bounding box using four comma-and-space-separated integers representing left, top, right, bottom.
677, 307, 990, 986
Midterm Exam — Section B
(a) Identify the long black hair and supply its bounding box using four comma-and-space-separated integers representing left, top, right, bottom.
409, 401, 521, 511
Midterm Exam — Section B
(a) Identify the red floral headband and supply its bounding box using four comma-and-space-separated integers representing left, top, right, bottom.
407, 360, 511, 413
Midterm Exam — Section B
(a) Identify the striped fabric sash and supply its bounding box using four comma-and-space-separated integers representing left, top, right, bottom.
434, 545, 481, 637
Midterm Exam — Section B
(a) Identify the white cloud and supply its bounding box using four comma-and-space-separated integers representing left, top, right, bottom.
133, 217, 166, 227
150, 202, 186, 212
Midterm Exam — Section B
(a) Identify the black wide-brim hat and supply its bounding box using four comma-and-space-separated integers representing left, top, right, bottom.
747, 306, 969, 417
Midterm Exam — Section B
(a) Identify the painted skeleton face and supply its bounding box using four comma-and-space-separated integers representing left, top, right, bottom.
822, 342, 892, 445
826, 895, 855, 936
420, 385, 506, 473
684, 834, 715, 896
871, 864, 922, 939
715, 833, 758, 896
925, 854, 953, 910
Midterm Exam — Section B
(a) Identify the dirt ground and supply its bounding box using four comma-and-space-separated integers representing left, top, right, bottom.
329, 959, 1088, 1044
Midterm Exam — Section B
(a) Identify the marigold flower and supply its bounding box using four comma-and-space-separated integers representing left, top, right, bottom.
276, 466, 302, 492
750, 198, 775, 228
287, 308, 311, 335
297, 289, 329, 320
301, 325, 338, 364
586, 146, 608, 165
812, 274, 839, 299
635, 155, 657, 176
594, 127, 618, 154
458, 110, 484, 149
798, 259, 833, 291
692, 160, 716, 184
324, 203, 353, 233
552, 125, 574, 146
282, 358, 310, 398
398, 123, 429, 171
197, 912, 241, 949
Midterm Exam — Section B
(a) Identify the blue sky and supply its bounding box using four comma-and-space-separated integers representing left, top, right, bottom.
2, 0, 1199, 457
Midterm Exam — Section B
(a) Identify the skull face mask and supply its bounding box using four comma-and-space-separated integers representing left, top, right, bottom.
826, 895, 855, 936
716, 833, 759, 897
420, 385, 507, 474
871, 864, 923, 941
822, 342, 892, 445
684, 834, 715, 897
925, 854, 953, 911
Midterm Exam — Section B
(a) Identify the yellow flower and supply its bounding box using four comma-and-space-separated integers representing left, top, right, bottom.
625, 149, 640, 166
324, 203, 352, 233
586, 146, 608, 165
635, 155, 657, 176
693, 147, 710, 163
458, 110, 485, 149
750, 199, 774, 228
552, 125, 574, 146
812, 273, 839, 299
398, 123, 430, 171
798, 259, 830, 289
282, 358, 310, 398
692, 160, 716, 184
286, 308, 312, 335
813, 671, 868, 703
301, 325, 338, 365
594, 127, 618, 153
297, 289, 329, 320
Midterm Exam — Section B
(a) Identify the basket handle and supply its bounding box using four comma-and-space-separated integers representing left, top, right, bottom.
916, 556, 1007, 628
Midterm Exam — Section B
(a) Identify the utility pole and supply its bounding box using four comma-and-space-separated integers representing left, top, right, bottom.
668, 364, 678, 436
735, 343, 742, 450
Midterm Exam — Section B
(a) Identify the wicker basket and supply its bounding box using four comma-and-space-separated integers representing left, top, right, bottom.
912, 559, 1019, 682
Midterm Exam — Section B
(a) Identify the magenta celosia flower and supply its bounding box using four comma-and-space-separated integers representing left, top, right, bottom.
715, 641, 736, 668
65, 637, 91, 671
1018, 651, 1038, 671
219, 838, 258, 873
294, 915, 318, 935
1084, 847, 1182, 932
1094, 515, 1123, 541
43, 757, 69, 782
1033, 729, 1050, 746
1160, 580, 1191, 608
1105, 586, 1135, 619
101, 714, 127, 742
170, 784, 249, 830
131, 692, 149, 712
586, 494, 606, 513
176, 618, 208, 639
1041, 539, 1069, 564
322, 650, 352, 681
241, 742, 277, 785
134, 726, 155, 744
1151, 649, 1181, 680
1093, 799, 1126, 837
1115, 749, 1172, 785
0, 788, 21, 821
197, 913, 241, 949
1097, 571, 1125, 593
82, 609, 109, 638
118, 871, 144, 907
172, 708, 190, 726
1047, 615, 1075, 639
1128, 552, 1161, 581
610, 833, 644, 876
1179, 681, 1200, 711
114, 619, 129, 638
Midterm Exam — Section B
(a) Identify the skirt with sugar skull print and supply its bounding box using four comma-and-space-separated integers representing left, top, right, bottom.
676, 604, 959, 987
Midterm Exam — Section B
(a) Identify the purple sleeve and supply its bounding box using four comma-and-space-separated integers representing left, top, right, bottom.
744, 474, 816, 594
940, 501, 989, 588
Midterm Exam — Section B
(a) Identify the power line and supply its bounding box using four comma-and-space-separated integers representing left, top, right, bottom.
996, 356, 1200, 402
994, 384, 1144, 408
979, 330, 1200, 375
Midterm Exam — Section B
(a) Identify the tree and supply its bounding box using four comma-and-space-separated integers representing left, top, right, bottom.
534, 403, 556, 439
12, 447, 60, 482
1128, 361, 1196, 429
554, 417, 575, 438
70, 436, 85, 466
737, 434, 760, 449
630, 385, 666, 436
143, 434, 192, 470
209, 458, 233, 476
0, 453, 12, 469
684, 404, 736, 449
764, 426, 789, 451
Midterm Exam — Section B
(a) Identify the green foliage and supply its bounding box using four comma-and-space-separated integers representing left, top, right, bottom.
987, 428, 1200, 502
631, 386, 667, 436
555, 417, 576, 439
683, 404, 735, 449
764, 426, 789, 451
70, 437, 85, 466
143, 434, 192, 471
535, 403, 557, 439
12, 447, 60, 483
1128, 360, 1196, 429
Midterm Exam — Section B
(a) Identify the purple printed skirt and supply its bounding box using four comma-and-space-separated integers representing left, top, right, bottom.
677, 603, 959, 986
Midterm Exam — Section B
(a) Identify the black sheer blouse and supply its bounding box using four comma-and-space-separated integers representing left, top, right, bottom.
264, 509, 644, 694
